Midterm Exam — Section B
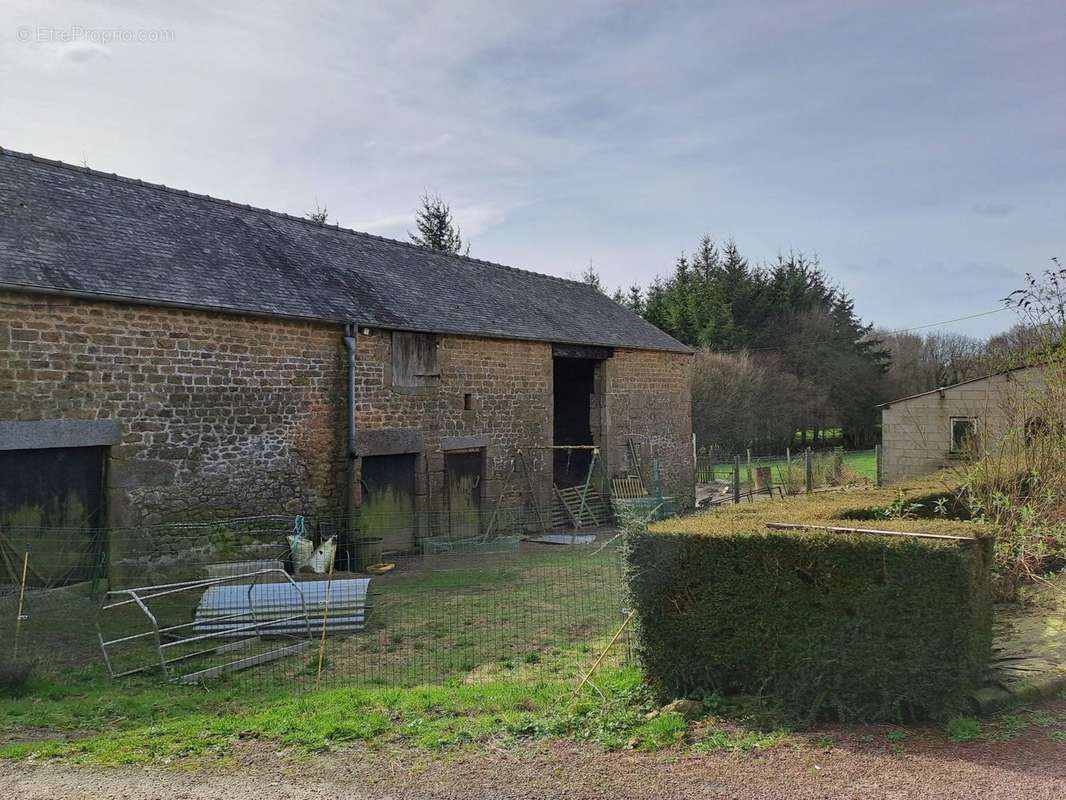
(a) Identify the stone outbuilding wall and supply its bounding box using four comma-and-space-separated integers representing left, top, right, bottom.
1, 291, 693, 537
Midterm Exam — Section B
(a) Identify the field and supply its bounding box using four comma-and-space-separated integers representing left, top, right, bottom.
703, 448, 877, 486
0, 539, 790, 765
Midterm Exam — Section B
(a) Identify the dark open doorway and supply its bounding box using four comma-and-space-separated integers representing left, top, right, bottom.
0, 445, 107, 587
553, 357, 598, 488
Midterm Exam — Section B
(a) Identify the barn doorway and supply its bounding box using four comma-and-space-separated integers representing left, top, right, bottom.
552, 356, 601, 488
0, 446, 107, 587
359, 453, 417, 554
445, 449, 483, 538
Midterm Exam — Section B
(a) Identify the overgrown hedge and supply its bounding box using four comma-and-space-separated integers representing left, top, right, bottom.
626, 482, 993, 722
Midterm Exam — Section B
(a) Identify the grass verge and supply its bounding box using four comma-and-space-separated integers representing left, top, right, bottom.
0, 646, 791, 766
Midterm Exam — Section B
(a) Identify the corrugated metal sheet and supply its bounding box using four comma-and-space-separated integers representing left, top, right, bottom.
194, 577, 372, 636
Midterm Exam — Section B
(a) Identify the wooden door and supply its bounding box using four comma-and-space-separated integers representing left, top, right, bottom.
359, 454, 417, 553
445, 450, 482, 538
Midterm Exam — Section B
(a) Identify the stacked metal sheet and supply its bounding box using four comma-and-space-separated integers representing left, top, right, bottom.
193, 577, 372, 637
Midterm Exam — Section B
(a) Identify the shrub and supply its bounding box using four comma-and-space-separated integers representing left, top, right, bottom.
945, 716, 983, 742
0, 656, 35, 698
625, 505, 993, 723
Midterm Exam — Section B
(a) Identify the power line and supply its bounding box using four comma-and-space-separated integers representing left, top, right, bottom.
705, 307, 1011, 355
877, 307, 1009, 337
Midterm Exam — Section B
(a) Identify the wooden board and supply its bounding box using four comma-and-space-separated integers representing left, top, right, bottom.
445, 450, 482, 538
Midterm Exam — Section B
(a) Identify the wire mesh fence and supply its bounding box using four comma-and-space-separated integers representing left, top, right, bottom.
694, 447, 879, 505
1, 512, 631, 695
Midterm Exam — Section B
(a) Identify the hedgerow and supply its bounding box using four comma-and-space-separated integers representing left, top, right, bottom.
626, 477, 993, 722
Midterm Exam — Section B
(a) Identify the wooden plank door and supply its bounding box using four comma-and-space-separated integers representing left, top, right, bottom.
445, 450, 482, 539
359, 453, 417, 553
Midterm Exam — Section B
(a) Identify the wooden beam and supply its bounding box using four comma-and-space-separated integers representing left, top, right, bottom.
765, 522, 976, 543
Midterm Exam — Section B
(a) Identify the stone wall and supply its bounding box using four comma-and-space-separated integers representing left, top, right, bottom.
604, 349, 695, 509
0, 291, 345, 527
353, 330, 555, 535
881, 366, 1046, 482
1, 290, 694, 534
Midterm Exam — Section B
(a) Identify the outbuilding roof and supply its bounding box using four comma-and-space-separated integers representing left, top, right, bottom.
0, 148, 689, 353
876, 363, 1041, 408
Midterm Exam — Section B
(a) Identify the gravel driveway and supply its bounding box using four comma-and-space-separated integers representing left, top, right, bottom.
4, 697, 1065, 800
4, 719, 1064, 800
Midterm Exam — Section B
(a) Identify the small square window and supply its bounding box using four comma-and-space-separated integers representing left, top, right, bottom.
950, 417, 978, 454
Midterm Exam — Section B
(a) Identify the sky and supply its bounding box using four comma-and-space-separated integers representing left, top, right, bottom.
2, 1, 1063, 338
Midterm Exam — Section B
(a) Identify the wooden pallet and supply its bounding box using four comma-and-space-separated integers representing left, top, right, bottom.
553, 486, 610, 529
611, 476, 647, 501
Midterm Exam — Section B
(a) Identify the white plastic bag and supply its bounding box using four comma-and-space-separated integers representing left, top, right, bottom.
309, 536, 337, 574
287, 534, 314, 571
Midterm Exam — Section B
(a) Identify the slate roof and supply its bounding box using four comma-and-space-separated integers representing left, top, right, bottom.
0, 148, 689, 353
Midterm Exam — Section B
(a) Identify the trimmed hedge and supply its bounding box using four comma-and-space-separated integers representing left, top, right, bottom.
625, 516, 993, 722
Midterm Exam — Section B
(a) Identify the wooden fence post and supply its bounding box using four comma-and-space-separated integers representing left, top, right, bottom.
746, 449, 753, 486
875, 444, 883, 486
733, 455, 741, 504
805, 448, 813, 494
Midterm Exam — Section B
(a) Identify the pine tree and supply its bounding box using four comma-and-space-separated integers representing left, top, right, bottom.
305, 200, 329, 225
579, 262, 605, 293
409, 193, 469, 255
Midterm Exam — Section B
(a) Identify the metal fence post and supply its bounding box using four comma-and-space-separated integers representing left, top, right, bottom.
733, 455, 741, 504
805, 448, 813, 494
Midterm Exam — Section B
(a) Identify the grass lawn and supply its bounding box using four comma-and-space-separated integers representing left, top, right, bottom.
705, 448, 877, 486
0, 538, 795, 765
0, 647, 791, 765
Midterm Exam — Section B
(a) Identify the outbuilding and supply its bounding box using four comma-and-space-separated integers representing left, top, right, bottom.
0, 148, 693, 550
878, 364, 1047, 482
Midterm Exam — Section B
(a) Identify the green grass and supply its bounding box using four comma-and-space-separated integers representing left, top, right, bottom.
0, 654, 793, 765
704, 449, 878, 486
945, 716, 982, 742
5, 544, 628, 689
0, 544, 792, 766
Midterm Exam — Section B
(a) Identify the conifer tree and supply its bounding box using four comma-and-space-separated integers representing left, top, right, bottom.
409, 193, 469, 255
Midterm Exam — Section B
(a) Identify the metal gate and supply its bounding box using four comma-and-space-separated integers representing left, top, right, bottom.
359, 453, 417, 553
0, 446, 107, 586
445, 450, 482, 538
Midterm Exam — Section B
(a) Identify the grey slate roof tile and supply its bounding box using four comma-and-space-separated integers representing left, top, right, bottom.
0, 148, 689, 353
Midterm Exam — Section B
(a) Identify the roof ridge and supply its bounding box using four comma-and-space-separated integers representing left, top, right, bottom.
0, 145, 591, 290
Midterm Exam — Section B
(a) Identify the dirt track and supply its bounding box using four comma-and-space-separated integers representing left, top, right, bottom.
3, 719, 1064, 800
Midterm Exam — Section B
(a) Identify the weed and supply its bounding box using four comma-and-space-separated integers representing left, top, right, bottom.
945, 716, 982, 743
0, 658, 35, 698
692, 727, 789, 753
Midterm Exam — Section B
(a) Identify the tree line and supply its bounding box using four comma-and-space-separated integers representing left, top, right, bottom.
589, 236, 1042, 454
389, 194, 1044, 455
600, 236, 888, 451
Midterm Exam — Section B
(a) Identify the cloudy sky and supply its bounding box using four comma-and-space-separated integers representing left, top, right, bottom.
2, 1, 1063, 337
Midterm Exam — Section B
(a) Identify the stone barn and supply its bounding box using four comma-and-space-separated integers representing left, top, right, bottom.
878, 364, 1047, 482
0, 148, 693, 552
